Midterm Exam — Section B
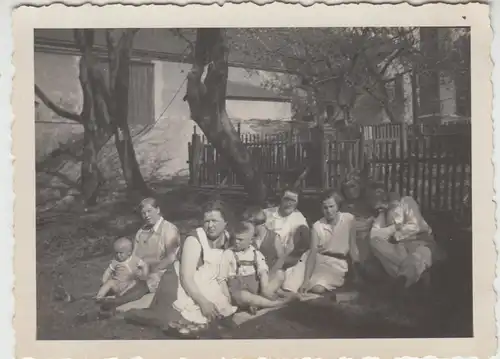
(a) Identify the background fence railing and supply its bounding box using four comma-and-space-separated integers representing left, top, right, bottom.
188, 122, 471, 215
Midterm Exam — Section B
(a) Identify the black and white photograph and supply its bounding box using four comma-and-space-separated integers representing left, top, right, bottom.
10, 4, 493, 357
32, 25, 478, 341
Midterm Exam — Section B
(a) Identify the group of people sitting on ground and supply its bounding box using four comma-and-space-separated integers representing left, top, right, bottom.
89, 169, 446, 337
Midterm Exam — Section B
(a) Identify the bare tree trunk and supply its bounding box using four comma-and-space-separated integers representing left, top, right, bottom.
106, 30, 150, 198
37, 29, 149, 205
75, 30, 101, 206
184, 29, 266, 203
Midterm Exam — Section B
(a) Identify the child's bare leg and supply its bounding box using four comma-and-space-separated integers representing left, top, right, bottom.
96, 280, 114, 299
102, 280, 149, 310
261, 270, 285, 299
235, 290, 297, 309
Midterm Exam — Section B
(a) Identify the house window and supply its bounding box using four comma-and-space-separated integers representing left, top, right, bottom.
97, 59, 155, 134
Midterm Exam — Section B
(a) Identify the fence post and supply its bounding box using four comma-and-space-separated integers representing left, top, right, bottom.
358, 125, 365, 171
400, 122, 408, 158
190, 126, 202, 186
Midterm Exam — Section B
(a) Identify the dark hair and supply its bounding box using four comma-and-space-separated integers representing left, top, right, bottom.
281, 186, 301, 199
233, 220, 255, 235
388, 191, 401, 203
365, 180, 385, 191
241, 206, 267, 226
366, 181, 389, 206
320, 189, 344, 208
202, 199, 228, 222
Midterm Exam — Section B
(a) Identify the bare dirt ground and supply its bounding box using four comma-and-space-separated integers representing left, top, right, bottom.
36, 184, 473, 340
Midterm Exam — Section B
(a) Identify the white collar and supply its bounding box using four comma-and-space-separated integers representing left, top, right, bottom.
153, 217, 164, 232
142, 217, 164, 233
270, 207, 296, 219
319, 215, 341, 230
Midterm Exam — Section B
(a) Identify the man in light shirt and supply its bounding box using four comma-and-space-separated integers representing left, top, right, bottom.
264, 187, 310, 269
368, 187, 445, 291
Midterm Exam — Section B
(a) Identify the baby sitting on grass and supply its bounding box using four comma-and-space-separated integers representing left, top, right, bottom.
96, 237, 148, 300
218, 221, 296, 315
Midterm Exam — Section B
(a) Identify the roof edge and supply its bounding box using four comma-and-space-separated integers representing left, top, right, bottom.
35, 37, 296, 75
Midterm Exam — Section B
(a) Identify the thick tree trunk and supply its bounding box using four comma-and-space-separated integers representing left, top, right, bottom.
75, 30, 115, 206
106, 30, 150, 198
185, 29, 266, 204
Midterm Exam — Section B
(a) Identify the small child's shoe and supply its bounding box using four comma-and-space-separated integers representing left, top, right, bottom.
248, 306, 258, 315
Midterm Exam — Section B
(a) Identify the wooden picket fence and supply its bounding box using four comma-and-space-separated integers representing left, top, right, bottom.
188, 122, 471, 215
367, 132, 471, 214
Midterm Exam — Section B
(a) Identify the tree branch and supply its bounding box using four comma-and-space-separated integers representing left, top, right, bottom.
379, 46, 406, 76
34, 84, 82, 123
172, 29, 195, 55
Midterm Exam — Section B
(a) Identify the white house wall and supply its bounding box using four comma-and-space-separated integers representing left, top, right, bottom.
35, 52, 292, 182
35, 52, 84, 160
226, 100, 292, 122
152, 61, 293, 178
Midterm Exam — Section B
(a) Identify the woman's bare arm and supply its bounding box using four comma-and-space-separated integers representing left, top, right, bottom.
179, 236, 208, 307
301, 227, 319, 288
269, 233, 286, 274
155, 226, 181, 272
102, 266, 113, 284
370, 211, 396, 240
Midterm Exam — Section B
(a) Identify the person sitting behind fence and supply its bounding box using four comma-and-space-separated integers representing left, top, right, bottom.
218, 221, 296, 315
96, 237, 148, 301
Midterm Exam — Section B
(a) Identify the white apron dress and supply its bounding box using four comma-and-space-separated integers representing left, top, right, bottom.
282, 213, 354, 292
172, 228, 237, 324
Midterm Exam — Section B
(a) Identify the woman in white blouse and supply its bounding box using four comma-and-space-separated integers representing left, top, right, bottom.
264, 187, 310, 269
282, 190, 356, 294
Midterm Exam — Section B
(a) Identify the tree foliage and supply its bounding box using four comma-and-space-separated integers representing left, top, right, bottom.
229, 27, 470, 124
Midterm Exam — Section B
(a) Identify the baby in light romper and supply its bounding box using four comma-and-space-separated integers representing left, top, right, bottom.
96, 237, 148, 299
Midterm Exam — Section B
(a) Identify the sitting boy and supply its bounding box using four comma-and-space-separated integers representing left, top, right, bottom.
96, 237, 148, 302
241, 207, 287, 298
218, 221, 296, 314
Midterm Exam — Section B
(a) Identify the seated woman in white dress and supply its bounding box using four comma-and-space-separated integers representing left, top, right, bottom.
264, 187, 310, 269
282, 190, 356, 294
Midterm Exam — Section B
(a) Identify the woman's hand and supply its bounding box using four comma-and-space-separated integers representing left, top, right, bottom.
146, 260, 160, 273
298, 280, 310, 294
198, 299, 219, 321
136, 271, 149, 281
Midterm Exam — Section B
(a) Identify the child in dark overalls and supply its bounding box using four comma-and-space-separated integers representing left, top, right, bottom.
218, 221, 296, 314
